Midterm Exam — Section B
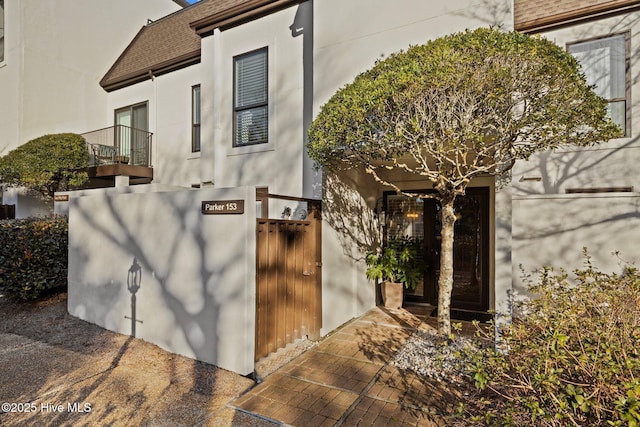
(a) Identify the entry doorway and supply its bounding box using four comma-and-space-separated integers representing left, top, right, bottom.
384, 187, 490, 311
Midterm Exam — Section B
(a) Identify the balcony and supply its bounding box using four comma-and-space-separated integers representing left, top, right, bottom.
81, 125, 153, 185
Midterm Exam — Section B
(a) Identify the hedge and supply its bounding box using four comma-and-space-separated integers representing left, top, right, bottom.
0, 215, 68, 300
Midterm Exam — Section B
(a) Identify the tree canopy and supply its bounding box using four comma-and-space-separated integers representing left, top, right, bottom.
0, 133, 90, 198
308, 27, 622, 335
308, 27, 621, 197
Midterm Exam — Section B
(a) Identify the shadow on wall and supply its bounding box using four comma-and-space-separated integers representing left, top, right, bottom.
512, 13, 640, 195
322, 171, 382, 262
512, 195, 640, 302
511, 130, 640, 278
125, 257, 143, 337
68, 185, 253, 376
514, 135, 640, 196
452, 0, 512, 27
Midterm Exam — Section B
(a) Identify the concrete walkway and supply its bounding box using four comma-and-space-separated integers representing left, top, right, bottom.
232, 306, 465, 426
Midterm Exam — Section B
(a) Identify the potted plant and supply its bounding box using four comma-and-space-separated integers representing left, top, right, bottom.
365, 238, 425, 309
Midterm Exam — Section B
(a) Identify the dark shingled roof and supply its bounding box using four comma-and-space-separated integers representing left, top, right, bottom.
100, 0, 298, 92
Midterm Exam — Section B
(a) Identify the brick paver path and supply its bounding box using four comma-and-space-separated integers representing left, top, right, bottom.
232, 306, 463, 426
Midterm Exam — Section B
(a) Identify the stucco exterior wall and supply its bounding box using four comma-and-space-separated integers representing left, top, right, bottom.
67, 185, 257, 375
513, 193, 640, 285
313, 0, 513, 110
200, 5, 309, 197
0, 0, 182, 154
106, 65, 203, 189
69, 0, 519, 356
0, 0, 183, 217
512, 11, 640, 293
99, 2, 371, 351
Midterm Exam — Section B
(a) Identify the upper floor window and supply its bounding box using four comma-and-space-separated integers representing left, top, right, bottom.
233, 48, 268, 146
192, 85, 201, 152
568, 34, 629, 136
0, 0, 5, 63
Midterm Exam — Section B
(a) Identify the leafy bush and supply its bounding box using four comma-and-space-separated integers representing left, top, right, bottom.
0, 215, 68, 300
0, 133, 89, 198
461, 253, 640, 426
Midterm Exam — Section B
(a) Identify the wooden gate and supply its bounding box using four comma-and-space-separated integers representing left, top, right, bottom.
255, 202, 321, 361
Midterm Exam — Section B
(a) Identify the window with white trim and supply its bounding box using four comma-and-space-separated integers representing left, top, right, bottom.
233, 48, 268, 146
569, 34, 629, 136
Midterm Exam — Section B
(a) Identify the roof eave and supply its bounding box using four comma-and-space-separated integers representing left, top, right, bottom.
100, 50, 201, 92
516, 2, 640, 33
191, 0, 300, 35
173, 0, 190, 8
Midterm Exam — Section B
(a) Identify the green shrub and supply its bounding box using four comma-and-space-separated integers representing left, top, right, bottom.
0, 215, 68, 300
0, 133, 89, 198
461, 252, 640, 426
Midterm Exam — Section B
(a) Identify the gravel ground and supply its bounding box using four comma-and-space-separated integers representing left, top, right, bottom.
392, 329, 473, 384
0, 291, 275, 427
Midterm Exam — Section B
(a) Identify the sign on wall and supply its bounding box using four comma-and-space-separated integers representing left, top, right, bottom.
202, 200, 245, 214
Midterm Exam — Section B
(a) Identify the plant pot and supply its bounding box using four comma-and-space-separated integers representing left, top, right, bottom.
381, 281, 403, 309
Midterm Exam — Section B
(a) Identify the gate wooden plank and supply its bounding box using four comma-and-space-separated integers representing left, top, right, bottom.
284, 223, 295, 346
255, 220, 268, 361
276, 222, 287, 351
267, 221, 279, 356
255, 215, 321, 362
301, 222, 312, 339
293, 224, 304, 341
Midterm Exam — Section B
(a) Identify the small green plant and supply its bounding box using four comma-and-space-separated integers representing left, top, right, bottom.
0, 215, 68, 300
365, 237, 426, 289
458, 251, 640, 426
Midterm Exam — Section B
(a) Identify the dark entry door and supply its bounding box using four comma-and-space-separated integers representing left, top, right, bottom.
385, 187, 490, 311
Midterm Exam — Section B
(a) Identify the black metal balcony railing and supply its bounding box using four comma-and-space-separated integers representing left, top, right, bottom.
82, 125, 153, 167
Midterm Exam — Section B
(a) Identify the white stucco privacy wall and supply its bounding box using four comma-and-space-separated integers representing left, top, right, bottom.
67, 185, 257, 375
